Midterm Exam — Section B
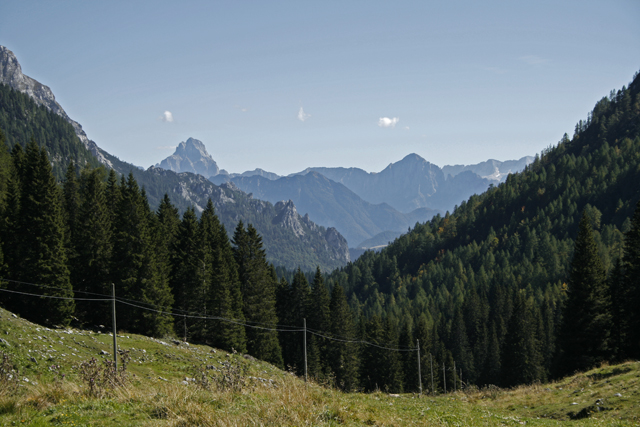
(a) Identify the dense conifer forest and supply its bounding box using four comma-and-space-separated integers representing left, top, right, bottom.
1, 71, 639, 394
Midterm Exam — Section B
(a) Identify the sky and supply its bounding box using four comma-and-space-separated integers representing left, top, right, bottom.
1, 1, 639, 176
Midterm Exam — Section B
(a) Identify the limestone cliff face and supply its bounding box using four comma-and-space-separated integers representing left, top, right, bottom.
273, 200, 350, 265
273, 200, 305, 237
157, 138, 220, 177
0, 45, 111, 167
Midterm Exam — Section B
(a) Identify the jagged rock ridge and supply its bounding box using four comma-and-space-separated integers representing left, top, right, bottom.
0, 46, 111, 167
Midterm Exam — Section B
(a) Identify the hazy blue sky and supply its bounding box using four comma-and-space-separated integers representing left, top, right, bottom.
2, 1, 639, 175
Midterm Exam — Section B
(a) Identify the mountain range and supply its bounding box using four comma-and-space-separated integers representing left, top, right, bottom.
176, 139, 532, 246
0, 45, 349, 271
0, 44, 532, 263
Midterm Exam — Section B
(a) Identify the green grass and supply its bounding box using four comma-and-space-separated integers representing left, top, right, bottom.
1, 307, 639, 426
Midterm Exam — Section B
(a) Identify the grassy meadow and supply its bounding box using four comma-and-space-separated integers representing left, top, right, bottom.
1, 306, 638, 426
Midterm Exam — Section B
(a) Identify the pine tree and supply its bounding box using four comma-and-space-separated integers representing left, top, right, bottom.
382, 316, 404, 392
623, 200, 640, 357
558, 211, 611, 375
233, 222, 283, 367
14, 140, 74, 325
398, 318, 416, 392
414, 314, 433, 393
361, 315, 385, 391
62, 161, 79, 257
72, 166, 113, 326
500, 291, 544, 386
482, 321, 501, 386
171, 207, 206, 341
279, 268, 309, 373
111, 173, 173, 336
608, 259, 626, 361
328, 284, 359, 391
142, 198, 175, 337
0, 132, 11, 293
450, 306, 474, 386
307, 267, 331, 380
201, 199, 246, 352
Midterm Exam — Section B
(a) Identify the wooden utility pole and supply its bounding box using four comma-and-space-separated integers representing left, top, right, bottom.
430, 353, 434, 396
453, 361, 457, 393
303, 318, 308, 383
443, 362, 446, 394
112, 284, 118, 370
416, 339, 422, 396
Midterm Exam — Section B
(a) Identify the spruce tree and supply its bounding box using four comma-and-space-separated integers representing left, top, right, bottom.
171, 207, 205, 341
450, 306, 475, 386
608, 259, 626, 361
0, 133, 12, 293
483, 321, 501, 386
280, 268, 309, 373
15, 140, 74, 325
361, 315, 385, 391
398, 319, 415, 392
111, 173, 173, 336
307, 267, 331, 379
381, 316, 404, 393
500, 291, 543, 386
72, 166, 113, 326
233, 222, 283, 367
328, 284, 359, 391
623, 200, 640, 357
62, 161, 79, 258
558, 211, 611, 375
414, 314, 433, 393
201, 199, 246, 353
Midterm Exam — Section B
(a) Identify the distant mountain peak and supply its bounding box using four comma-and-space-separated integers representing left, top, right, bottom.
157, 137, 220, 177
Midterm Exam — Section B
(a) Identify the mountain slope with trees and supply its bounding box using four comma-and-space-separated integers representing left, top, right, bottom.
318, 70, 640, 391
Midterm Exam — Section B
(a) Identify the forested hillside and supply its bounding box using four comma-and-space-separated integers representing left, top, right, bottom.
318, 71, 640, 391
0, 83, 101, 180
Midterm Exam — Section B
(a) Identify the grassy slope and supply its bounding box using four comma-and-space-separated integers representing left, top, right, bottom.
0, 307, 638, 426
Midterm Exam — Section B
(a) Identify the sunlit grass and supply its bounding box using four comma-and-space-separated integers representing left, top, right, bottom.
1, 307, 639, 426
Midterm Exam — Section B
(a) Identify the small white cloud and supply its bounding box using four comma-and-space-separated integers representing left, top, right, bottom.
378, 117, 399, 128
297, 107, 311, 122
520, 55, 549, 66
156, 145, 177, 150
160, 111, 174, 122
404, 126, 410, 130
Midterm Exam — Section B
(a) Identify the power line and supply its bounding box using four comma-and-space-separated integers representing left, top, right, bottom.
307, 330, 417, 352
1, 279, 416, 352
0, 277, 112, 298
115, 299, 305, 333
0, 277, 302, 330
0, 287, 111, 301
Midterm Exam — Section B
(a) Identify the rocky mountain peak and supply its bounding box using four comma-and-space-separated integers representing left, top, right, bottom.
273, 200, 305, 237
0, 45, 111, 167
157, 137, 220, 178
